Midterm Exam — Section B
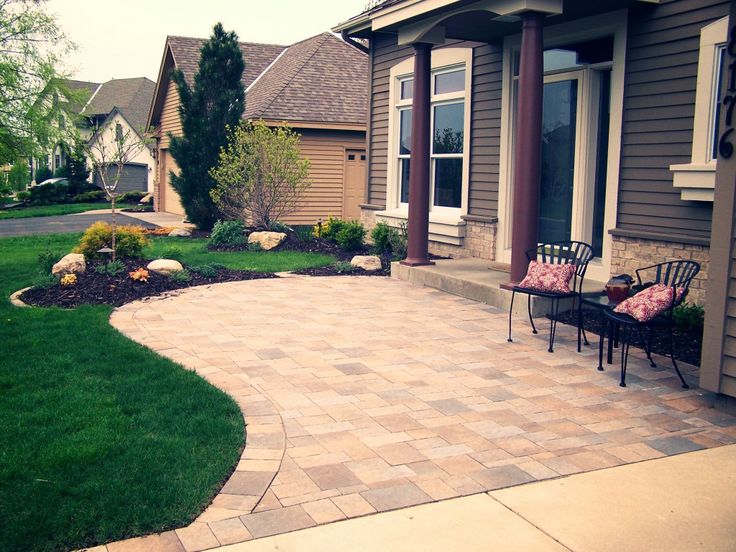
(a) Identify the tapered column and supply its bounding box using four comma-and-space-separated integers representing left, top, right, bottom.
402, 42, 434, 267
509, 12, 544, 283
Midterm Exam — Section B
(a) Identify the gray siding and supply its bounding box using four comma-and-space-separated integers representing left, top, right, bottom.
367, 34, 503, 217
618, 0, 728, 240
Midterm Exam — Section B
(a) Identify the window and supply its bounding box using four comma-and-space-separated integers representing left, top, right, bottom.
387, 48, 472, 220
670, 16, 729, 202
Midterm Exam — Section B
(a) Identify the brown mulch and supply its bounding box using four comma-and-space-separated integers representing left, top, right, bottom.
556, 310, 703, 367
21, 258, 276, 309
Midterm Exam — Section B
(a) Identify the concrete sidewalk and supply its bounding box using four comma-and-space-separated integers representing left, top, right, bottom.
215, 445, 736, 552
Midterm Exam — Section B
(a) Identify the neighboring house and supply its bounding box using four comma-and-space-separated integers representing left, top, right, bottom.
147, 32, 368, 224
33, 77, 156, 193
334, 0, 727, 304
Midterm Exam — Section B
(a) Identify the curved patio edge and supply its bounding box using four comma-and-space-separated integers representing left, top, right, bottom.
108, 290, 287, 548
9, 286, 31, 308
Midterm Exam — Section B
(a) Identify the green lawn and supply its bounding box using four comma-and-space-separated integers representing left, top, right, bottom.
0, 202, 111, 219
0, 231, 331, 551
145, 236, 335, 272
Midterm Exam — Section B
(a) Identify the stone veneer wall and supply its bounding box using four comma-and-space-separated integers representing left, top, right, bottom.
610, 234, 709, 305
360, 207, 497, 261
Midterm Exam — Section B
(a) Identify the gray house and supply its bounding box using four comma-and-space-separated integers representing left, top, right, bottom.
335, 0, 728, 305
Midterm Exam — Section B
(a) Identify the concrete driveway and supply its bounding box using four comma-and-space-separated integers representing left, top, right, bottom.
109, 276, 736, 551
0, 213, 159, 237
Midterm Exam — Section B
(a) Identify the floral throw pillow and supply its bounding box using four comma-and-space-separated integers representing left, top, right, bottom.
518, 261, 575, 294
613, 283, 674, 322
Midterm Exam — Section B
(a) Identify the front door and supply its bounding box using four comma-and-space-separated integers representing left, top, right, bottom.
342, 149, 366, 220
540, 74, 579, 243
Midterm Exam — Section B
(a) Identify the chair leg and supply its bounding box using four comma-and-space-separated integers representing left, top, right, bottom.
507, 290, 516, 343
620, 325, 630, 387
548, 298, 560, 353
527, 295, 538, 335
597, 312, 606, 371
669, 325, 689, 389
637, 327, 656, 368
576, 296, 589, 352
648, 328, 656, 368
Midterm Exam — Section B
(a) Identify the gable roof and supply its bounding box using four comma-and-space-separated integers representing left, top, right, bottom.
245, 33, 368, 126
83, 77, 156, 131
148, 32, 367, 131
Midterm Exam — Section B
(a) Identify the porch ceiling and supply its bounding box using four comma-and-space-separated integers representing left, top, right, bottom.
337, 0, 658, 41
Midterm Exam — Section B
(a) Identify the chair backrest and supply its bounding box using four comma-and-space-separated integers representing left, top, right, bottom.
525, 241, 595, 293
635, 260, 700, 306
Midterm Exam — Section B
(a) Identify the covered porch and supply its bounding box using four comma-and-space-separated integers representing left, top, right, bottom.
336, 0, 652, 285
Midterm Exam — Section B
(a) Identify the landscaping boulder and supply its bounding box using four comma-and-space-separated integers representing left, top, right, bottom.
147, 259, 184, 275
168, 228, 192, 237
248, 231, 286, 251
350, 255, 382, 272
51, 253, 86, 277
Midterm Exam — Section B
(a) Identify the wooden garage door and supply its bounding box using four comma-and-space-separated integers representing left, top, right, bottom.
342, 149, 366, 221
94, 163, 147, 193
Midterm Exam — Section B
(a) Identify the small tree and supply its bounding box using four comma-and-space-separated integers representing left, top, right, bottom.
168, 23, 245, 230
87, 122, 151, 260
210, 121, 311, 229
8, 162, 30, 191
66, 141, 90, 195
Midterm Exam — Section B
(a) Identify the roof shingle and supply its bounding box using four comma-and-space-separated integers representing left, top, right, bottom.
84, 77, 156, 131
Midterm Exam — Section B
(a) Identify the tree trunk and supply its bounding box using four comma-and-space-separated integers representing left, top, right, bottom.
111, 195, 117, 261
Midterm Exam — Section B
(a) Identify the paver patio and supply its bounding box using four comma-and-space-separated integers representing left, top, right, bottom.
108, 276, 736, 551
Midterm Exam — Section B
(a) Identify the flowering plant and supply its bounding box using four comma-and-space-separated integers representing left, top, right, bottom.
129, 268, 149, 282
60, 273, 77, 286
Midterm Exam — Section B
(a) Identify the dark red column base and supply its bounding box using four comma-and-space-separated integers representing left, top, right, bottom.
401, 258, 436, 267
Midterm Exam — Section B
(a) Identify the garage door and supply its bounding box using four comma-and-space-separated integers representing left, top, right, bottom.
94, 163, 147, 193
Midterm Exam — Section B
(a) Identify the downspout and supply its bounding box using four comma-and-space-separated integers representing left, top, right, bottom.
342, 30, 369, 54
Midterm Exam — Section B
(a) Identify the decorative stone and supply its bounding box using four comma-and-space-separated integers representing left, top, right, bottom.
350, 255, 382, 271
147, 259, 184, 275
248, 231, 286, 251
139, 193, 153, 204
51, 253, 86, 277
168, 228, 192, 237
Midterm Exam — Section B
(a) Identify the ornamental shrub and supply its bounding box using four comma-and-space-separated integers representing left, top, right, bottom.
208, 219, 246, 248
74, 221, 150, 259
313, 216, 345, 239
673, 303, 705, 332
169, 269, 191, 284
335, 220, 366, 251
72, 190, 105, 202
371, 221, 393, 254
29, 181, 68, 204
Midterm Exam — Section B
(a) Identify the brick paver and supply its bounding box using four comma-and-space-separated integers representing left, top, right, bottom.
106, 276, 736, 551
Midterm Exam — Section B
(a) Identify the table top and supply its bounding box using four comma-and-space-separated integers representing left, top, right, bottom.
581, 292, 623, 310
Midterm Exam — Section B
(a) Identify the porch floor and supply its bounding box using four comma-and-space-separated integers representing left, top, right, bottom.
391, 257, 606, 315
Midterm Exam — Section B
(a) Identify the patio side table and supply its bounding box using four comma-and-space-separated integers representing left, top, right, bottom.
581, 292, 623, 371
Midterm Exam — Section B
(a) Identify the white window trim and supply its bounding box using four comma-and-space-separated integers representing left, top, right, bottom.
379, 47, 473, 243
497, 10, 628, 284
670, 16, 728, 202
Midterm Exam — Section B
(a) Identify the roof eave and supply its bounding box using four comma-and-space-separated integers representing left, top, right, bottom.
147, 40, 176, 132
331, 13, 372, 35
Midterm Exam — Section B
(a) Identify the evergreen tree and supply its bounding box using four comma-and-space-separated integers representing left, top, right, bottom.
169, 23, 245, 229
34, 164, 52, 183
66, 142, 90, 194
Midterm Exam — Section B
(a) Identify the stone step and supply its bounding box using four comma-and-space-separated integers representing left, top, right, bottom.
391, 258, 606, 317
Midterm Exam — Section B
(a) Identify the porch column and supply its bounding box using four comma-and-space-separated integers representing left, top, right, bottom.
509, 12, 544, 283
402, 42, 434, 267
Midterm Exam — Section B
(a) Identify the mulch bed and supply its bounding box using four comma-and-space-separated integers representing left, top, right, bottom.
556, 310, 703, 367
21, 258, 276, 309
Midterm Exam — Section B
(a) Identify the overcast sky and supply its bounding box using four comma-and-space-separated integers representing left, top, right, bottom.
47, 0, 367, 83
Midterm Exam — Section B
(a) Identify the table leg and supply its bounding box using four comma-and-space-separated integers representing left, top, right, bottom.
597, 309, 605, 371
607, 319, 615, 365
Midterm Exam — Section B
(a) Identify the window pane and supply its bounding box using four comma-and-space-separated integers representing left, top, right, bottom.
400, 109, 412, 155
400, 158, 410, 203
712, 45, 726, 160
433, 103, 464, 154
433, 158, 462, 208
543, 37, 614, 73
434, 69, 465, 94
400, 78, 413, 100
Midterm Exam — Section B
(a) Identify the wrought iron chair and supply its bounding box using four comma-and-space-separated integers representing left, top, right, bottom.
507, 241, 594, 353
603, 260, 700, 388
